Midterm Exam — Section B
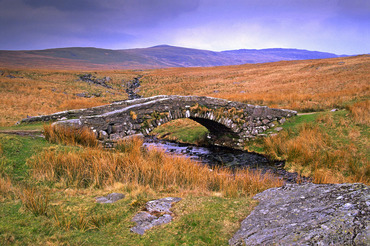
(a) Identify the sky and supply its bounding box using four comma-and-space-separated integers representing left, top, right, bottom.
0, 0, 369, 55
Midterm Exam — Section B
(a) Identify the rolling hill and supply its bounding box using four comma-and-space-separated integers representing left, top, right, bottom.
0, 45, 344, 70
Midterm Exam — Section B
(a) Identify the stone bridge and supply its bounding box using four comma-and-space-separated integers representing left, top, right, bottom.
21, 95, 297, 149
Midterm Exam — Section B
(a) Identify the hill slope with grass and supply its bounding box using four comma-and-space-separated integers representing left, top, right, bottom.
0, 54, 369, 244
0, 45, 343, 69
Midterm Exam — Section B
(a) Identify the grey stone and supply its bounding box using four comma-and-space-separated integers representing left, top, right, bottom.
275, 127, 284, 132
278, 117, 286, 124
262, 119, 270, 125
131, 212, 173, 235
131, 197, 181, 235
79, 73, 113, 89
21, 95, 297, 149
146, 197, 182, 213
229, 183, 370, 246
95, 192, 125, 204
99, 130, 108, 140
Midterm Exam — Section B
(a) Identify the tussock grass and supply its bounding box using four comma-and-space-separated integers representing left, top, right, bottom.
52, 207, 114, 231
263, 118, 369, 184
43, 124, 98, 147
347, 100, 370, 125
29, 137, 282, 197
0, 176, 15, 201
19, 186, 49, 216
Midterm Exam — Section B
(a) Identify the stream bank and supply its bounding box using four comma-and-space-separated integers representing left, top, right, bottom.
143, 137, 310, 184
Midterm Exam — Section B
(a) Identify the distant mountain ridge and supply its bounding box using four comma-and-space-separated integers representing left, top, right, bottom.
0, 45, 345, 69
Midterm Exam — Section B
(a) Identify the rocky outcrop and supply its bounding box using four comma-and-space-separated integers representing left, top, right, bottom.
78, 73, 112, 89
229, 183, 370, 246
131, 197, 182, 235
124, 76, 142, 100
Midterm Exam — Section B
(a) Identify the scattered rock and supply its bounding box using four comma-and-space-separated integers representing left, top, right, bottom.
331, 108, 339, 112
275, 127, 283, 132
76, 92, 89, 98
145, 197, 182, 213
125, 76, 142, 100
131, 197, 181, 235
95, 193, 125, 204
78, 73, 113, 89
278, 117, 286, 124
229, 183, 370, 246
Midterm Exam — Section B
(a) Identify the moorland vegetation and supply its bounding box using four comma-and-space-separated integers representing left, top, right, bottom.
0, 55, 369, 244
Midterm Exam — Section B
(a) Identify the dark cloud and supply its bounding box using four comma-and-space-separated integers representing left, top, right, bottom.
22, 0, 100, 11
0, 0, 368, 54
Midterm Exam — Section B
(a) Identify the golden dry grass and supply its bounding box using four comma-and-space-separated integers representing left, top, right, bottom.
347, 100, 370, 126
29, 136, 283, 197
43, 124, 98, 147
19, 187, 49, 216
263, 120, 369, 185
0, 69, 140, 126
141, 55, 370, 112
1, 56, 369, 126
1, 56, 369, 187
0, 176, 14, 202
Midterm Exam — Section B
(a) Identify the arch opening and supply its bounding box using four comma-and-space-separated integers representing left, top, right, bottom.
150, 118, 209, 145
149, 117, 240, 148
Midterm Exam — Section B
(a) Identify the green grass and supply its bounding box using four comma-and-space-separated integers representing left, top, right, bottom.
0, 132, 260, 245
250, 110, 369, 183
0, 134, 53, 181
1, 108, 367, 244
0, 182, 256, 245
0, 122, 45, 131
151, 118, 209, 144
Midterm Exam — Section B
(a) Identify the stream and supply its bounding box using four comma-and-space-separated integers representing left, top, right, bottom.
143, 137, 310, 184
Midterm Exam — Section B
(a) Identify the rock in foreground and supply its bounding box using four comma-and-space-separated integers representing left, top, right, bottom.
229, 183, 369, 245
95, 193, 125, 204
131, 197, 182, 235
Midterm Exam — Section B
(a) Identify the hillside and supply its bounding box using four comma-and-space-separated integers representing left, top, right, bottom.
0, 45, 343, 69
0, 54, 369, 245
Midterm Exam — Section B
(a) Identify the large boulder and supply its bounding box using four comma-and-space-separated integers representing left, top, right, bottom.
230, 183, 369, 245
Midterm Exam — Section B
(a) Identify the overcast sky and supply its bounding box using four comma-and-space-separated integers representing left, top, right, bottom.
0, 0, 369, 54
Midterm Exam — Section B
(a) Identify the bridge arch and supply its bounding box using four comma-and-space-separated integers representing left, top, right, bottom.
31, 95, 297, 150
140, 107, 242, 147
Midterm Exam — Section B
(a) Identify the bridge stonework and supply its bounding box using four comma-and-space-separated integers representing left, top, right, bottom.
21, 95, 297, 149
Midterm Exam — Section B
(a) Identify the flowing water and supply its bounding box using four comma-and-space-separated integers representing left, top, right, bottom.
143, 137, 310, 183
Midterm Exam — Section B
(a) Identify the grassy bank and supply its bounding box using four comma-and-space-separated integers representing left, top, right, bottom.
151, 105, 369, 185
0, 125, 282, 245
1, 55, 369, 244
